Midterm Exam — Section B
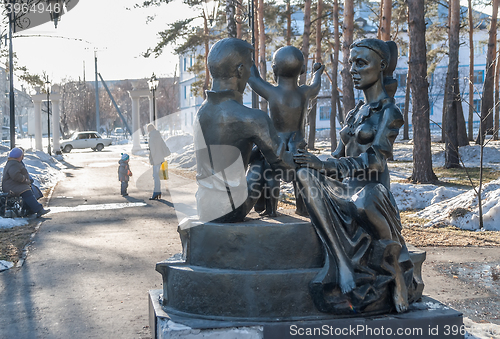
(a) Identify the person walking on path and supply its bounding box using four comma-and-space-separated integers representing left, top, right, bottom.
118, 153, 132, 196
147, 124, 171, 200
1, 147, 50, 217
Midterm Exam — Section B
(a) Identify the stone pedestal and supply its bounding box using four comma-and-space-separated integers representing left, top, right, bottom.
149, 291, 464, 339
153, 214, 434, 338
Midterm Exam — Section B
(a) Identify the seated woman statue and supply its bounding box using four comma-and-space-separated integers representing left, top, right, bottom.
294, 38, 413, 314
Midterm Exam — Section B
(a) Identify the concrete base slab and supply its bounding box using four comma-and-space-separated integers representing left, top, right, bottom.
149, 290, 465, 339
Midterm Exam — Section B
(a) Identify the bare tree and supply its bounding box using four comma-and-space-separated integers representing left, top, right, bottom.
444, 0, 461, 168
329, 0, 340, 151
258, 0, 267, 112
342, 0, 355, 115
468, 0, 475, 140
403, 43, 411, 140
286, 0, 292, 45
226, 0, 236, 38
408, 0, 437, 183
380, 0, 392, 40
307, 0, 323, 150
300, 0, 312, 86
477, 0, 498, 144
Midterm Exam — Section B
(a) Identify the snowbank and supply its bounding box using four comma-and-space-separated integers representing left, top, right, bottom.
391, 183, 464, 211
0, 217, 28, 229
169, 143, 196, 171
0, 260, 14, 272
415, 179, 500, 231
165, 134, 193, 154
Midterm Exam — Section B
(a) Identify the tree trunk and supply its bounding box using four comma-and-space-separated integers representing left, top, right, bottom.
477, 0, 498, 143
342, 0, 355, 114
403, 43, 411, 140
258, 0, 267, 113
226, 0, 236, 38
308, 0, 322, 150
286, 0, 292, 45
445, 0, 461, 168
495, 49, 500, 139
408, 0, 437, 183
203, 14, 210, 99
377, 0, 384, 40
468, 0, 474, 140
380, 0, 392, 40
330, 0, 340, 152
300, 0, 311, 86
456, 92, 470, 146
236, 4, 242, 39
441, 70, 449, 143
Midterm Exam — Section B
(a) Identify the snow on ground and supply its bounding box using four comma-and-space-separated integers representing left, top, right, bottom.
415, 179, 500, 231
391, 183, 464, 211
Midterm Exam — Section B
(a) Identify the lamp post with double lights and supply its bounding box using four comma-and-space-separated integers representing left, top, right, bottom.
148, 73, 159, 124
44, 78, 51, 156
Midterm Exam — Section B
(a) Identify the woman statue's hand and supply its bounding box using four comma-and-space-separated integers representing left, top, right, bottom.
293, 149, 323, 170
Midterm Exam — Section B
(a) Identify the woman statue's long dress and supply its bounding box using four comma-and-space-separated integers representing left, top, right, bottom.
294, 39, 414, 314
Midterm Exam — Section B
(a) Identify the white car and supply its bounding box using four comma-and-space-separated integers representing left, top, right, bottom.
60, 131, 112, 153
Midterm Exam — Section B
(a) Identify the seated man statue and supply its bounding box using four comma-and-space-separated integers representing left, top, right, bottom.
193, 38, 295, 223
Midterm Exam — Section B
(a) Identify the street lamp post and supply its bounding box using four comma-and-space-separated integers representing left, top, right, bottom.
148, 73, 159, 123
44, 79, 51, 156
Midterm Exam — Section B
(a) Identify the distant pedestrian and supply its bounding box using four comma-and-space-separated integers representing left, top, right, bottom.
118, 153, 132, 196
147, 124, 170, 200
2, 147, 50, 217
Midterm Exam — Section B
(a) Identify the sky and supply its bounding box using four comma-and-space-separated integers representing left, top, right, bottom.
10, 0, 197, 87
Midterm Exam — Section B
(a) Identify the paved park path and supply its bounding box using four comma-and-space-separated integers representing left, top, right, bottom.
0, 146, 183, 339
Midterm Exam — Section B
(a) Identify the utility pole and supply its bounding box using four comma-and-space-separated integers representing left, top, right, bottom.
94, 50, 100, 132
8, 0, 15, 148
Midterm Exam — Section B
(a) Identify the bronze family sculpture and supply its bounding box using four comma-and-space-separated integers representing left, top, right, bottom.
157, 37, 424, 321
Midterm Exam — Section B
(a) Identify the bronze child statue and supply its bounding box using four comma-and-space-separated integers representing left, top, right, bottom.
248, 46, 324, 216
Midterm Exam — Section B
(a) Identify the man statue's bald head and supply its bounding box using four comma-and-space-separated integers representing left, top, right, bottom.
208, 38, 254, 80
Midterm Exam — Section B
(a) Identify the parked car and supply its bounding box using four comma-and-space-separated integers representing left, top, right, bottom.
113, 127, 124, 135
60, 131, 112, 153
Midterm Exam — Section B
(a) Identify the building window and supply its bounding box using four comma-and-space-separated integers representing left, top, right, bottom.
474, 41, 487, 55
183, 57, 187, 72
395, 73, 407, 88
183, 86, 187, 99
473, 70, 484, 84
319, 106, 330, 120
397, 102, 405, 112
322, 76, 330, 90
474, 99, 481, 113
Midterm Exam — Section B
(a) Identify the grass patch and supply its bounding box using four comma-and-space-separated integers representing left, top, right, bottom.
433, 166, 500, 188
0, 221, 38, 265
400, 210, 430, 227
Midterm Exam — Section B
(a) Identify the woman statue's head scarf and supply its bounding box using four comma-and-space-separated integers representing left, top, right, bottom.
350, 39, 399, 97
